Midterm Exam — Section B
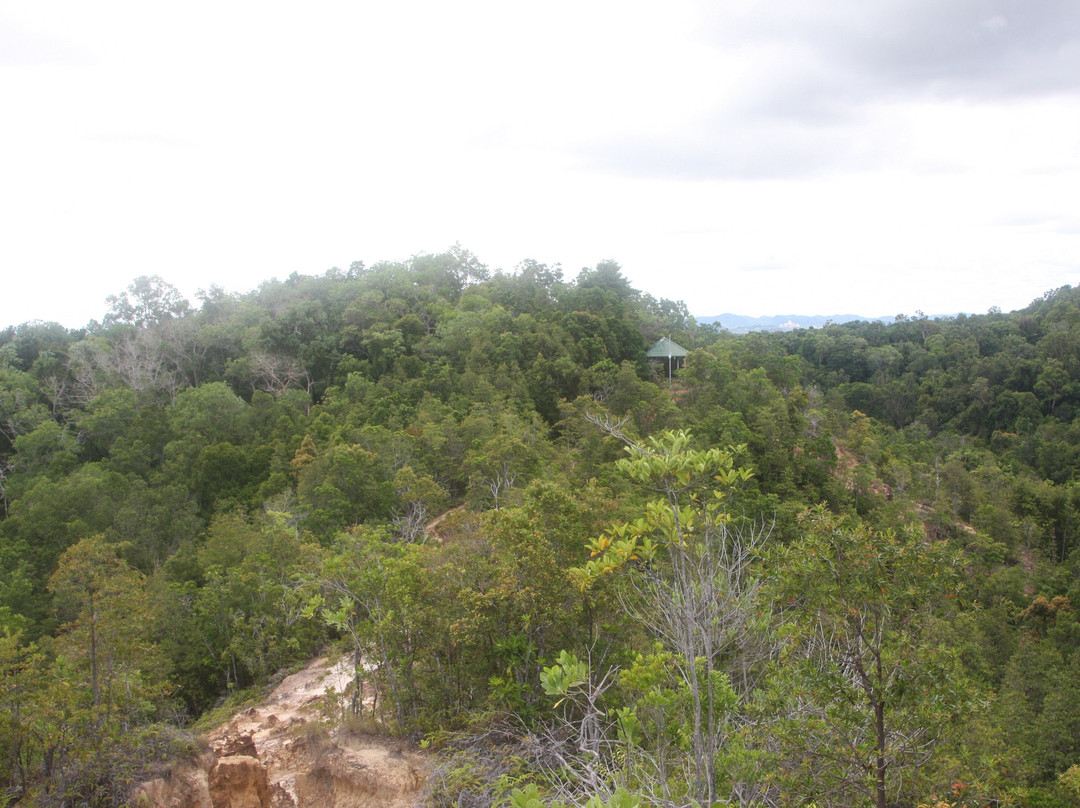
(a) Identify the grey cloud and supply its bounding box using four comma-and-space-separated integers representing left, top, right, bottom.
707, 0, 1080, 106
579, 1, 1080, 181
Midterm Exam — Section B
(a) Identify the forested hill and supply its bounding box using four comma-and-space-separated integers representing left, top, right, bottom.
2, 251, 1079, 807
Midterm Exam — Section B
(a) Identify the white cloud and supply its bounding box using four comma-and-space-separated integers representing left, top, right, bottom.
1, 0, 1079, 328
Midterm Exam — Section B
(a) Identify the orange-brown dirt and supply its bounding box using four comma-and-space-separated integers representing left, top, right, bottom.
134, 656, 427, 808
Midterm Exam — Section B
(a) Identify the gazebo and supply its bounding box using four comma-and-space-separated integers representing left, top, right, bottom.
647, 337, 688, 382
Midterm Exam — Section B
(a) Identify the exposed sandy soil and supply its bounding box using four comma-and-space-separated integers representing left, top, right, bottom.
210, 656, 426, 808
139, 656, 427, 808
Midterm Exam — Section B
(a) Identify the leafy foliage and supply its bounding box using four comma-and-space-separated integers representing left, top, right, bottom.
1, 254, 1080, 804
760, 508, 979, 808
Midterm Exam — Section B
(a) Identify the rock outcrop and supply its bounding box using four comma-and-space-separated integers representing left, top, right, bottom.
208, 756, 270, 808
134, 756, 215, 808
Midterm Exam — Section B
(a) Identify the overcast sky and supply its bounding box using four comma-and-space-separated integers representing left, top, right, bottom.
3, 1, 1079, 329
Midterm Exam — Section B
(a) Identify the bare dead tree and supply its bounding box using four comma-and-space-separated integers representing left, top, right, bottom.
486, 460, 517, 511
63, 342, 106, 406
109, 329, 181, 403
158, 316, 213, 388
391, 500, 429, 543
247, 350, 310, 395
530, 660, 623, 804
38, 373, 71, 417
0, 457, 12, 517
583, 409, 636, 449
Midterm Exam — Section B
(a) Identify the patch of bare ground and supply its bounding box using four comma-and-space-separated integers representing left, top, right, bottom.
135, 656, 427, 808
424, 504, 466, 540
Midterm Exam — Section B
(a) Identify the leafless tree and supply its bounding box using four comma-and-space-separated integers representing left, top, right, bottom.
618, 515, 772, 806
108, 328, 181, 402
247, 350, 310, 395
392, 500, 429, 543
583, 409, 635, 447
486, 460, 517, 511
158, 316, 214, 388
0, 457, 12, 517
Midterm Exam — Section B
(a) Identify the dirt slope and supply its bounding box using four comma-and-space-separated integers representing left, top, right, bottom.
136, 656, 427, 808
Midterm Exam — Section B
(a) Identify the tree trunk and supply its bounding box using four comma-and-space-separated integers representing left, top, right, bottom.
875, 697, 887, 808
89, 593, 100, 709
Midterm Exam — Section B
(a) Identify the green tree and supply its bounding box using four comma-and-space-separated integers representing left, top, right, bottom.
48, 536, 167, 715
996, 636, 1080, 785
0, 630, 44, 795
572, 431, 764, 805
390, 465, 448, 542
297, 443, 390, 535
103, 275, 190, 328
761, 507, 980, 808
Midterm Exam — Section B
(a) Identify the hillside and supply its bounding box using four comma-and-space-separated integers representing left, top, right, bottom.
1, 254, 1079, 807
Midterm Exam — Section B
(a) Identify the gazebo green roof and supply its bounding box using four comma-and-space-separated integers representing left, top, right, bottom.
646, 337, 688, 358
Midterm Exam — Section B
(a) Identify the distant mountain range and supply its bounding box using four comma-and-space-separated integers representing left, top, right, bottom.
696, 313, 892, 334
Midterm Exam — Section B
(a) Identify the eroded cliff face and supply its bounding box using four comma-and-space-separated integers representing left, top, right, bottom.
135, 658, 426, 808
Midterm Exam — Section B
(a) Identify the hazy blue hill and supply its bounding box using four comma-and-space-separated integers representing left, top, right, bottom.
696, 313, 892, 333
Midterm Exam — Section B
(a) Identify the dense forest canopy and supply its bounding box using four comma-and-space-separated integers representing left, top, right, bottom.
1, 250, 1079, 807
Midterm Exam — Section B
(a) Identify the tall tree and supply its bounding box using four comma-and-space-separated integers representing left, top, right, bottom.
761, 507, 979, 808
103, 275, 190, 328
573, 431, 766, 806
48, 536, 166, 715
